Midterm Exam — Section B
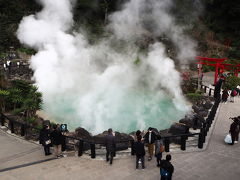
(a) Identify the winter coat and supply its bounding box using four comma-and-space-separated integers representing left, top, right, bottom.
144, 131, 157, 144
39, 129, 51, 146
155, 139, 163, 155
50, 129, 63, 145
105, 134, 116, 152
160, 160, 174, 180
134, 141, 145, 157
229, 121, 240, 137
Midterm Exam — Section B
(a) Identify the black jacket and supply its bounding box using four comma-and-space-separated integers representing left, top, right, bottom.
134, 141, 145, 157
39, 129, 50, 146
105, 134, 116, 152
160, 160, 174, 179
144, 131, 157, 144
50, 129, 63, 145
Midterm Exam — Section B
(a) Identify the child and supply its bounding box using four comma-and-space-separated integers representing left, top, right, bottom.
135, 135, 145, 169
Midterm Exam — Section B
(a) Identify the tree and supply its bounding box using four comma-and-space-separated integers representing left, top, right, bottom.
8, 88, 23, 110
22, 86, 42, 118
223, 76, 240, 90
0, 89, 9, 112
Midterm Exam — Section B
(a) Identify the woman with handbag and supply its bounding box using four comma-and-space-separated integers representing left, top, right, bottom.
155, 135, 164, 167
39, 125, 52, 156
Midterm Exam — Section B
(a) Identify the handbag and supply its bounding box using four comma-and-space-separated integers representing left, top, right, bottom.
160, 145, 165, 153
45, 140, 51, 145
224, 134, 232, 144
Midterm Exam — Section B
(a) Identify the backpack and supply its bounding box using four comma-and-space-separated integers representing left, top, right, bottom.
160, 168, 169, 178
231, 90, 237, 96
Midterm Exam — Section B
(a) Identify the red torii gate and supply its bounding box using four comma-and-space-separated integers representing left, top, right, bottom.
196, 56, 240, 85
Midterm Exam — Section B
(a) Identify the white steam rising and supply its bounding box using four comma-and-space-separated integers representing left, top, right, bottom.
17, 0, 196, 134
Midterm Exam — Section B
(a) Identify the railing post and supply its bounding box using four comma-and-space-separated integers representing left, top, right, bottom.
209, 88, 212, 96
78, 140, 83, 157
198, 132, 204, 149
130, 140, 135, 155
193, 117, 198, 130
1, 114, 5, 126
201, 127, 206, 143
90, 144, 96, 159
21, 124, 25, 136
10, 120, 14, 133
204, 86, 207, 93
164, 137, 170, 152
180, 135, 186, 151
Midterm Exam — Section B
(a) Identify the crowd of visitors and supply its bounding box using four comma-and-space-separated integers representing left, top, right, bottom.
103, 127, 174, 179
39, 124, 66, 158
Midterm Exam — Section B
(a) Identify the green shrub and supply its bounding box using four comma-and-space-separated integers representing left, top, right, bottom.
223, 76, 240, 90
11, 108, 24, 115
25, 117, 36, 124
36, 124, 43, 131
186, 92, 203, 102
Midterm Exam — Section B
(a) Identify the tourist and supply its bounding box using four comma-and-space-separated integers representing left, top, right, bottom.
221, 89, 229, 103
160, 154, 174, 180
143, 127, 157, 161
155, 135, 164, 167
237, 85, 240, 96
229, 118, 239, 145
230, 89, 237, 102
50, 124, 63, 158
39, 125, 52, 156
105, 128, 116, 165
135, 135, 145, 169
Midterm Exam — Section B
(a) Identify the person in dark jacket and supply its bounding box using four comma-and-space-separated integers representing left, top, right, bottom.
160, 154, 174, 180
39, 125, 51, 156
135, 135, 145, 169
105, 128, 116, 165
229, 118, 240, 145
221, 89, 229, 103
50, 124, 63, 158
143, 127, 157, 161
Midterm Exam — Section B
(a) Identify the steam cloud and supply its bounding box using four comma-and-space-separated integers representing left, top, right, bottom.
17, 0, 196, 134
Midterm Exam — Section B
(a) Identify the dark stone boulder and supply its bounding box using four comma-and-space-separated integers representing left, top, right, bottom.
179, 113, 205, 129
75, 127, 92, 140
179, 113, 195, 127
151, 128, 160, 135
192, 105, 205, 114
198, 110, 208, 117
203, 101, 213, 110
168, 123, 190, 135
159, 129, 171, 137
168, 123, 190, 144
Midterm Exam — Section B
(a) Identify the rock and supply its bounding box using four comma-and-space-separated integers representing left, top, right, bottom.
159, 129, 171, 137
75, 127, 92, 140
168, 123, 190, 135
192, 105, 205, 113
167, 123, 190, 144
179, 113, 205, 129
203, 101, 213, 109
198, 110, 208, 117
151, 128, 160, 135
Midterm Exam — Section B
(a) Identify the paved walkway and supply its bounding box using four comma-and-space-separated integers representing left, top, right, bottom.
0, 97, 240, 179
